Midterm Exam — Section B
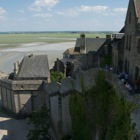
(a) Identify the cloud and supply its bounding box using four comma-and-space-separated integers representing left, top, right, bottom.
29, 0, 59, 11
113, 8, 127, 13
79, 5, 108, 13
33, 13, 52, 18
56, 5, 109, 17
0, 7, 6, 20
57, 9, 79, 17
0, 7, 6, 15
18, 10, 25, 13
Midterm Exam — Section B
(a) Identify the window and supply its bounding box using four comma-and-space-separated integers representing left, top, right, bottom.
125, 59, 127, 72
137, 39, 140, 54
126, 35, 129, 50
128, 35, 131, 51
124, 58, 129, 74
127, 61, 130, 74
129, 12, 131, 24
105, 45, 108, 54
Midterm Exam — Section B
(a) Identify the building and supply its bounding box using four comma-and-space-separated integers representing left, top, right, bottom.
112, 32, 125, 73
53, 34, 112, 77
0, 54, 50, 117
123, 0, 140, 81
14, 54, 50, 81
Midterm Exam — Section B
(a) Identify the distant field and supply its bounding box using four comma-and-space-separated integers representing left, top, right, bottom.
0, 32, 111, 49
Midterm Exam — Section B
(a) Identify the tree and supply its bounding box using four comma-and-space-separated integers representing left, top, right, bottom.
50, 71, 64, 82
27, 106, 51, 140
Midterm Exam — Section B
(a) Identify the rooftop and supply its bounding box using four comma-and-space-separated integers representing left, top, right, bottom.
16, 54, 50, 80
74, 38, 107, 53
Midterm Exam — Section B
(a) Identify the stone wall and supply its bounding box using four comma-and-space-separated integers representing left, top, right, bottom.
43, 68, 98, 139
104, 70, 140, 139
44, 68, 140, 139
1, 68, 140, 139
0, 79, 46, 117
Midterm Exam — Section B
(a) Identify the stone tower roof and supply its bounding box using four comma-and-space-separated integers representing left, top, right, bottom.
16, 54, 50, 80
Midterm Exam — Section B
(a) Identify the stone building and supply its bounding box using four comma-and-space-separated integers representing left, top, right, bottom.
53, 34, 112, 77
123, 0, 140, 81
0, 54, 50, 117
112, 32, 125, 72
112, 0, 140, 82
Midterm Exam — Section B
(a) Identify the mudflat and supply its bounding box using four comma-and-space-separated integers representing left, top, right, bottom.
0, 42, 75, 73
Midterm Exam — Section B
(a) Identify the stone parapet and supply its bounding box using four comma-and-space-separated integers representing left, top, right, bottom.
0, 79, 43, 90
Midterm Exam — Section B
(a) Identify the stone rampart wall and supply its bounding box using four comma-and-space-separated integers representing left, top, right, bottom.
43, 68, 98, 139
44, 68, 140, 139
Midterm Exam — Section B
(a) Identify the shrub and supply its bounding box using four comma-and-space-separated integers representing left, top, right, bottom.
50, 71, 64, 82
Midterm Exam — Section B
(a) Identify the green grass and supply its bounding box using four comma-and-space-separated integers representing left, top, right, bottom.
0, 32, 110, 49
0, 32, 107, 44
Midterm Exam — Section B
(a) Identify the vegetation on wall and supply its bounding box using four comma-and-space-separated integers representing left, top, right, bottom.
50, 71, 64, 82
69, 70, 135, 140
100, 56, 112, 67
27, 106, 51, 140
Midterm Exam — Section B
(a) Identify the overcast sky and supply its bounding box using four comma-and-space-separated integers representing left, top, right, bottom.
0, 0, 129, 32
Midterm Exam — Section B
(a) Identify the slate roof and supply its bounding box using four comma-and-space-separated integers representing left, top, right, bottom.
17, 54, 50, 80
134, 0, 140, 23
74, 38, 106, 53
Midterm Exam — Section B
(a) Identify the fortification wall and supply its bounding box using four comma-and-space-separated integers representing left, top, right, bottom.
44, 68, 98, 139
44, 68, 140, 139
104, 70, 140, 139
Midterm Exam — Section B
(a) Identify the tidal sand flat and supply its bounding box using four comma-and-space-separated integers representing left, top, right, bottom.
0, 42, 75, 73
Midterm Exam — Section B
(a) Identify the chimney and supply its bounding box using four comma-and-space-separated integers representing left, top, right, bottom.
14, 61, 19, 76
80, 33, 85, 38
80, 33, 86, 54
106, 34, 111, 40
28, 54, 34, 58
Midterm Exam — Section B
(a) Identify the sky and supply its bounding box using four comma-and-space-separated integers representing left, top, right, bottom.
0, 0, 129, 32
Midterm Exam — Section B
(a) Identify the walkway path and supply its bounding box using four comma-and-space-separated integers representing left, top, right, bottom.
0, 100, 31, 140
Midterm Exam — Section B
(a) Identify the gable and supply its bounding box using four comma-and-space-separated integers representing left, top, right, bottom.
134, 0, 140, 23
125, 0, 137, 24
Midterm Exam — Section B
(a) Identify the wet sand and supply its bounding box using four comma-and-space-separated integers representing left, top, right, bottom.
0, 42, 75, 73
